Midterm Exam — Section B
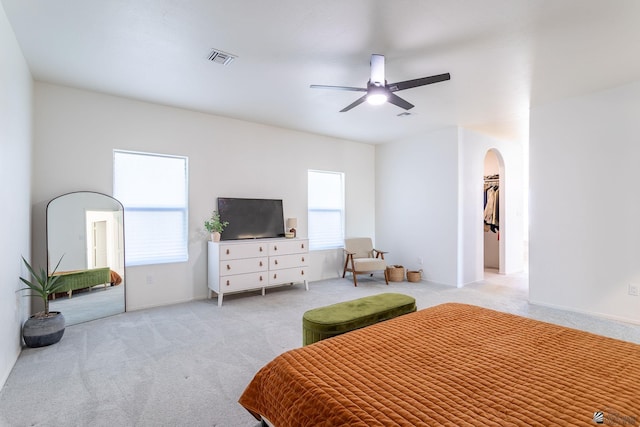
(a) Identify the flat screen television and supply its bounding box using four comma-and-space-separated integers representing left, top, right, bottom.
217, 197, 285, 240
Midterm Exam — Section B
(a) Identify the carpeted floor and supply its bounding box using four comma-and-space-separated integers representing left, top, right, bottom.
49, 283, 125, 326
1, 271, 638, 426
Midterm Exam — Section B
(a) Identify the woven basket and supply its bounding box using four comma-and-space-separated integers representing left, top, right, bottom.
406, 270, 422, 282
386, 265, 405, 282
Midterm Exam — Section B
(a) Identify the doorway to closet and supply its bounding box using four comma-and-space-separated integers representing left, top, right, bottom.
483, 149, 504, 274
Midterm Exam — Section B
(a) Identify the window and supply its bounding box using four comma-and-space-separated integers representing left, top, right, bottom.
113, 150, 188, 266
308, 170, 345, 250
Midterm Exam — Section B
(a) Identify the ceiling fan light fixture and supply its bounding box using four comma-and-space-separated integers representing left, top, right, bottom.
366, 85, 388, 106
310, 54, 450, 112
367, 93, 388, 105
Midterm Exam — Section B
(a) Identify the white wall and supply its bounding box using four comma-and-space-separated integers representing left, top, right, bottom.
459, 128, 525, 283
530, 81, 640, 324
0, 2, 33, 389
33, 83, 375, 311
376, 127, 461, 284
376, 126, 524, 287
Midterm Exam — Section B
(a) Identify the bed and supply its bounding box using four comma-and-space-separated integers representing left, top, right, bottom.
239, 302, 640, 426
51, 267, 121, 298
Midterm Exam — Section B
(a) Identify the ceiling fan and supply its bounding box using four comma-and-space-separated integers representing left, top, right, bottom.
310, 54, 450, 112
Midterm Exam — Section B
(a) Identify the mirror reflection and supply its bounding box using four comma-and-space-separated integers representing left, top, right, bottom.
47, 191, 125, 325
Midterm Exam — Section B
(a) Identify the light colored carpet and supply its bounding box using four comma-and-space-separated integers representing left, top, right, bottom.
49, 284, 125, 326
1, 271, 638, 427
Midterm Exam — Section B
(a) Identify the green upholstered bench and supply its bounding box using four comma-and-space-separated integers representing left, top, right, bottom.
302, 293, 417, 346
51, 267, 111, 298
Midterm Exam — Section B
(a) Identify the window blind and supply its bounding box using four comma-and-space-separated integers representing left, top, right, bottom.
308, 170, 344, 250
114, 150, 188, 265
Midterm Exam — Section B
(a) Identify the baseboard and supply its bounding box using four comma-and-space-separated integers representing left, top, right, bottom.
528, 299, 640, 326
126, 296, 199, 312
0, 346, 21, 391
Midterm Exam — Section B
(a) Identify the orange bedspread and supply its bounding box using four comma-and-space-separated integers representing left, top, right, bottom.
239, 303, 640, 426
110, 270, 122, 286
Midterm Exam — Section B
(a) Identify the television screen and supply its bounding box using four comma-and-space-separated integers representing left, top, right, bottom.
217, 197, 285, 240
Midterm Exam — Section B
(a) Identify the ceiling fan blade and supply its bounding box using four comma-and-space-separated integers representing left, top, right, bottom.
310, 84, 367, 92
340, 95, 367, 112
387, 93, 414, 110
387, 73, 451, 92
370, 54, 385, 85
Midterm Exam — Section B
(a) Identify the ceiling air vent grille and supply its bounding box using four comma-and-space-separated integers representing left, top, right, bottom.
208, 49, 237, 65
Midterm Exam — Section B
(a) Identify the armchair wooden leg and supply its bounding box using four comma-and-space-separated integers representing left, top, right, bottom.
384, 269, 389, 285
342, 257, 350, 278
349, 256, 358, 287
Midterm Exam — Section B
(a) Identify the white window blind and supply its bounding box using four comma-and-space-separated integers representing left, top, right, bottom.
113, 150, 188, 266
308, 170, 345, 250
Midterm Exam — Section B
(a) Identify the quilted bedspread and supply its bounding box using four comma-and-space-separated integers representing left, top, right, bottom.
239, 303, 640, 426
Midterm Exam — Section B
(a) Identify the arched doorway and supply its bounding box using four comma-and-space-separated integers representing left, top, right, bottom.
483, 149, 505, 274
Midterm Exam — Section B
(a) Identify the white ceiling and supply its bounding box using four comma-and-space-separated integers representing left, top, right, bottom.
3, 0, 640, 144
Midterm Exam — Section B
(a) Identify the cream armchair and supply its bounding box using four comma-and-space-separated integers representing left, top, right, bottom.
342, 237, 389, 286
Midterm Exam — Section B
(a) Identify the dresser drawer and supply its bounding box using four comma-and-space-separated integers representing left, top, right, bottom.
270, 253, 308, 270
269, 267, 307, 285
220, 257, 268, 276
220, 272, 267, 292
268, 239, 308, 256
208, 238, 309, 306
219, 242, 268, 260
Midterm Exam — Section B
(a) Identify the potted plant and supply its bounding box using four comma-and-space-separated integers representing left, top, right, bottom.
19, 256, 66, 348
204, 210, 229, 242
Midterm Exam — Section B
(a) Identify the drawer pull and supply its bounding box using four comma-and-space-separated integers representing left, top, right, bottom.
274, 260, 278, 265
226, 249, 230, 255
273, 273, 277, 279
259, 276, 263, 281
226, 264, 231, 270
301, 243, 305, 249
226, 280, 230, 286
259, 261, 263, 267
301, 257, 305, 262
274, 245, 278, 251
260, 246, 263, 252
301, 270, 305, 276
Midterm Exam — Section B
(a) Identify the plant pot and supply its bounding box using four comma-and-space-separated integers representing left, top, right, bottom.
211, 232, 221, 242
22, 311, 65, 348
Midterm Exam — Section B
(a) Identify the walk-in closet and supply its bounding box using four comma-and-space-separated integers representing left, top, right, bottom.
484, 150, 501, 271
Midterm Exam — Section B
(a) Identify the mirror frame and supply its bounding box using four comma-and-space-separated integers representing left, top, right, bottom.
46, 190, 126, 318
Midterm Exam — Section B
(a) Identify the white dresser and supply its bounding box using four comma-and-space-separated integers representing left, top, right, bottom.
208, 238, 309, 306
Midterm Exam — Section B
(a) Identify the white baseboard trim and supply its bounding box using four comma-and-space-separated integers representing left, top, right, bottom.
127, 296, 198, 312
528, 299, 640, 326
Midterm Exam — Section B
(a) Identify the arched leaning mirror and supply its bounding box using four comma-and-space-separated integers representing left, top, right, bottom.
47, 191, 125, 325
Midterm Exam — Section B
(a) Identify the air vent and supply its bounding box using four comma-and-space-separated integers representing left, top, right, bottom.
207, 49, 237, 65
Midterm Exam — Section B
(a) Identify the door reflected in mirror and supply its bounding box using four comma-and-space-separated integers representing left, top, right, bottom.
47, 191, 125, 325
